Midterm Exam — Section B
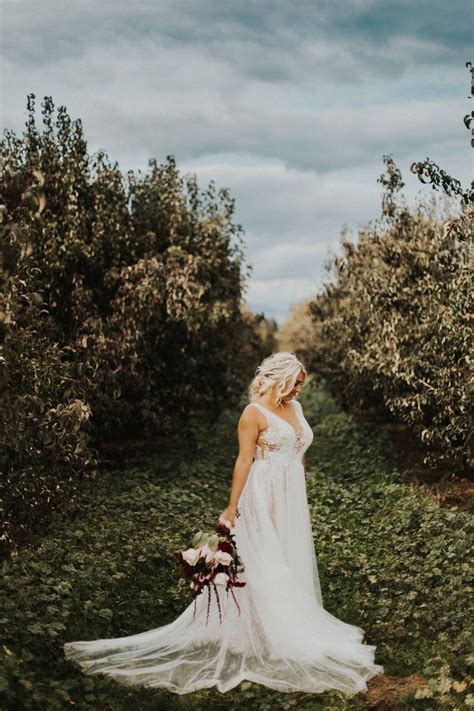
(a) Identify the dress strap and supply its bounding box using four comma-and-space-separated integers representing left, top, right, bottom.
250, 402, 271, 422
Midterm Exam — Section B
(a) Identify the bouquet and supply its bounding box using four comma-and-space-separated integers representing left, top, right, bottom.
176, 521, 246, 625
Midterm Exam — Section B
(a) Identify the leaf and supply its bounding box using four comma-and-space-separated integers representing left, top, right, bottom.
27, 624, 44, 635
191, 531, 204, 547
207, 534, 219, 551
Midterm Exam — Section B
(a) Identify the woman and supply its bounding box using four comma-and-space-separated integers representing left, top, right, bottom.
64, 351, 384, 695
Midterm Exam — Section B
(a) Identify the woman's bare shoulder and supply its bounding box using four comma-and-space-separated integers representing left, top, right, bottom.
239, 402, 261, 424
241, 402, 259, 417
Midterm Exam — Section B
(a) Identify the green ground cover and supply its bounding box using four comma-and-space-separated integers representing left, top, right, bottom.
1, 380, 471, 710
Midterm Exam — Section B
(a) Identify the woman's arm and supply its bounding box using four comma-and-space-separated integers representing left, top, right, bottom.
219, 405, 259, 527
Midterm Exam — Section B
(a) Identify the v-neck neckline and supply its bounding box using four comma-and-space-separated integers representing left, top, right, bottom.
254, 400, 304, 439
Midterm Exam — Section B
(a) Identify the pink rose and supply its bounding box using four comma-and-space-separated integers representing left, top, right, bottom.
213, 550, 233, 566
182, 548, 200, 565
199, 543, 216, 563
214, 572, 229, 586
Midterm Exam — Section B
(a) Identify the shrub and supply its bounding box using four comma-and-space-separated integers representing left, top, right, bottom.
0, 95, 269, 555
290, 156, 472, 471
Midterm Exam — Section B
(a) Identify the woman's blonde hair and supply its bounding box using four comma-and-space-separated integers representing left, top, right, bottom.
248, 351, 307, 406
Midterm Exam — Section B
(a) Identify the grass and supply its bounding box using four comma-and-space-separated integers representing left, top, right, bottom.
1, 380, 471, 710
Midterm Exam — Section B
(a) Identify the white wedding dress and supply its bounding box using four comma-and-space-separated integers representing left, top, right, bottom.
64, 398, 384, 695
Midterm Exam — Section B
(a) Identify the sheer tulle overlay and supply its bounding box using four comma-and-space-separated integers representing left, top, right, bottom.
64, 398, 384, 695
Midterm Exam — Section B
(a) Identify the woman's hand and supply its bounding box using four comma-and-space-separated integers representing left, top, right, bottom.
219, 504, 238, 528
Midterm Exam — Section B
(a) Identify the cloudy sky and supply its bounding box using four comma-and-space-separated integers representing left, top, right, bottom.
2, 0, 472, 325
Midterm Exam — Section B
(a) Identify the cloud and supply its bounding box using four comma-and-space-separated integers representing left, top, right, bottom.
2, 0, 470, 323
180, 154, 384, 247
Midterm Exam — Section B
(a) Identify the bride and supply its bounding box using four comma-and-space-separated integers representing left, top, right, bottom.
64, 351, 384, 696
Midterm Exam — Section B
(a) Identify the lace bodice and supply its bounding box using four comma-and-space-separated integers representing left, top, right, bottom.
251, 399, 314, 465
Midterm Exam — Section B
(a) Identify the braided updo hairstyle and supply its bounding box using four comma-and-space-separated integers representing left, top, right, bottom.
248, 351, 307, 407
